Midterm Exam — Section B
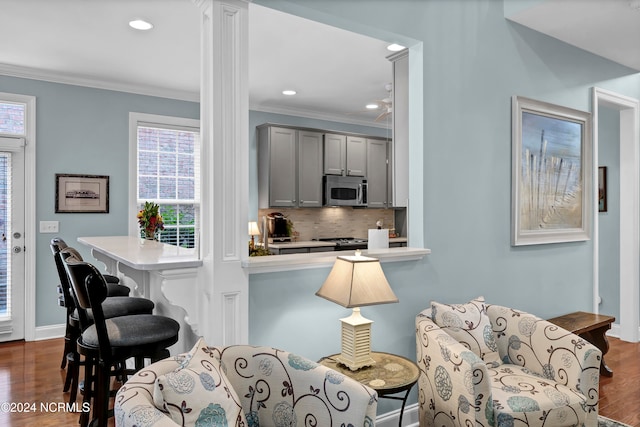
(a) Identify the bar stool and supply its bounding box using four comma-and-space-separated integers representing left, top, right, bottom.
51, 238, 129, 296
51, 241, 155, 405
62, 252, 180, 427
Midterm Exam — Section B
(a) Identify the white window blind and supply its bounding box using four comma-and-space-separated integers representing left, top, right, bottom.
0, 152, 12, 325
136, 121, 200, 248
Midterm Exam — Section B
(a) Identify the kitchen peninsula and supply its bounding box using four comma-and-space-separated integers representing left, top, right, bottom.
78, 236, 202, 353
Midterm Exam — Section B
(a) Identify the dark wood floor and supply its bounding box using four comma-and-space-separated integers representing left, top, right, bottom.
0, 337, 638, 426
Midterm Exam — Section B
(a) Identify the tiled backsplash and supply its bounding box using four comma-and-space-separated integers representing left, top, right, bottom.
257, 207, 397, 241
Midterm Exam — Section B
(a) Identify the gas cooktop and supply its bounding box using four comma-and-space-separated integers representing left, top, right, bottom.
315, 237, 368, 250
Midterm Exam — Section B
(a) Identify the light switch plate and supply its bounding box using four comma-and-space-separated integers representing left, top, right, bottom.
39, 221, 59, 233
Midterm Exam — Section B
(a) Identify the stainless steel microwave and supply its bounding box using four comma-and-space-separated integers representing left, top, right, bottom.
324, 175, 367, 207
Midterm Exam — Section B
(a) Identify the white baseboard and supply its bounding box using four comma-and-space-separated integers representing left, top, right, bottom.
33, 323, 65, 341
376, 403, 419, 427
608, 323, 620, 338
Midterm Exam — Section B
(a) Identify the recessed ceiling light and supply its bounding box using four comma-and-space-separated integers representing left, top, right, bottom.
129, 19, 154, 31
387, 43, 406, 52
366, 103, 379, 110
282, 90, 297, 96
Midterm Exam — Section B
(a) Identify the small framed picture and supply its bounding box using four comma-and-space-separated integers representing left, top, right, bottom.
55, 174, 109, 213
599, 166, 607, 212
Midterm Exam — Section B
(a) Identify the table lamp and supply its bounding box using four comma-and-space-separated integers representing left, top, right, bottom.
248, 221, 260, 251
316, 251, 398, 370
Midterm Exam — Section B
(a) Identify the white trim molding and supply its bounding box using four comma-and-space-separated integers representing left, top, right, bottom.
0, 92, 36, 341
195, 0, 250, 345
592, 87, 640, 343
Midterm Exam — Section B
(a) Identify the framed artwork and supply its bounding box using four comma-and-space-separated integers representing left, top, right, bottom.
511, 96, 592, 246
598, 166, 607, 212
55, 174, 109, 213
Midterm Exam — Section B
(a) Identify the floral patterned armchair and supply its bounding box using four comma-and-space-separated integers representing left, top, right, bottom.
415, 299, 601, 427
114, 339, 377, 427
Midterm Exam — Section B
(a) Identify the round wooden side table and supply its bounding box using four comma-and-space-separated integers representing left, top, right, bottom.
318, 352, 419, 427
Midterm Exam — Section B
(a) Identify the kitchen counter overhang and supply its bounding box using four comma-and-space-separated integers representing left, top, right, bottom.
243, 245, 430, 274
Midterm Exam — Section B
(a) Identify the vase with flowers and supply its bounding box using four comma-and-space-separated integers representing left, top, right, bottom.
137, 201, 164, 241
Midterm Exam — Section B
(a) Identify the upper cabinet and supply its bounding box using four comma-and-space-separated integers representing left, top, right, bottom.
323, 133, 346, 175
297, 130, 324, 207
258, 125, 323, 208
323, 134, 366, 177
258, 123, 394, 209
346, 136, 367, 177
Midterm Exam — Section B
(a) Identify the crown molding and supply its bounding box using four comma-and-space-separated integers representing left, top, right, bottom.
249, 103, 391, 129
0, 63, 389, 129
0, 63, 199, 103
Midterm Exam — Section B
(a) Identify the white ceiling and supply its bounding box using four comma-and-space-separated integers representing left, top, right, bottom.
507, 0, 640, 72
0, 0, 394, 127
1, 0, 638, 128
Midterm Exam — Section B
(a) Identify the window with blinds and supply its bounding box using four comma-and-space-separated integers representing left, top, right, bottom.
136, 122, 200, 249
0, 153, 11, 321
0, 101, 24, 324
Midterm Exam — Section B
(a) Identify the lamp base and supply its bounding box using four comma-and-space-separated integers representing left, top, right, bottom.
337, 307, 376, 371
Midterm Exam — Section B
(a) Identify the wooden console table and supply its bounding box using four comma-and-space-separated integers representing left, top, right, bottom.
547, 311, 615, 377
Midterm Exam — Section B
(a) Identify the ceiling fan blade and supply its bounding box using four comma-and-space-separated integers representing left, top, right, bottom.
375, 111, 391, 122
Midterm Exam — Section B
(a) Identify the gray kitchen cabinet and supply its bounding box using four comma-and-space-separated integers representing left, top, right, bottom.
346, 136, 367, 176
366, 138, 389, 208
268, 245, 335, 255
258, 125, 323, 208
323, 133, 366, 177
323, 133, 346, 175
389, 241, 407, 248
297, 130, 323, 207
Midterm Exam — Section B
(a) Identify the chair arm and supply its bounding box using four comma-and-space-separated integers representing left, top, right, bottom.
212, 345, 377, 427
487, 305, 601, 407
114, 358, 182, 427
416, 310, 493, 427
116, 345, 378, 427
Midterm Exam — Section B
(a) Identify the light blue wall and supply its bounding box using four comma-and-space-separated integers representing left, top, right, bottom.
5, 0, 640, 416
249, 0, 640, 414
598, 106, 620, 319
0, 75, 199, 327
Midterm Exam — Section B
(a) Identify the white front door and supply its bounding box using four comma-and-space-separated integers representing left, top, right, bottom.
0, 137, 25, 342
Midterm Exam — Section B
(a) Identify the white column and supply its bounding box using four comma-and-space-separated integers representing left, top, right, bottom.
193, 0, 249, 346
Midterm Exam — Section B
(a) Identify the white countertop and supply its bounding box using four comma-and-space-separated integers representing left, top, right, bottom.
78, 236, 202, 270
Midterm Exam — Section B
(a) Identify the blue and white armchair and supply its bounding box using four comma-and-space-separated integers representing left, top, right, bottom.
115, 339, 377, 427
416, 299, 601, 427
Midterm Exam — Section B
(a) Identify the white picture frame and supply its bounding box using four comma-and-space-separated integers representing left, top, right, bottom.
511, 96, 592, 246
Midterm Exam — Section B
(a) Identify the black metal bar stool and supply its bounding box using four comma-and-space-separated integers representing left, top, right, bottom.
51, 239, 155, 405
62, 251, 180, 427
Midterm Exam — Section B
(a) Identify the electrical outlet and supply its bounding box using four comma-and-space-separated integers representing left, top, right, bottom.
39, 221, 59, 233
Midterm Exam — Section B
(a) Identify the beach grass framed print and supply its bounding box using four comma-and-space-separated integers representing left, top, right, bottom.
55, 173, 109, 213
511, 96, 592, 246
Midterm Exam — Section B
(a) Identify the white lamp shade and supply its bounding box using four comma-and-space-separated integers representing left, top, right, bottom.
315, 255, 398, 308
248, 221, 260, 236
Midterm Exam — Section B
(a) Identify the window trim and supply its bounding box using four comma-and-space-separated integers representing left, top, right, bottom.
128, 112, 200, 243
